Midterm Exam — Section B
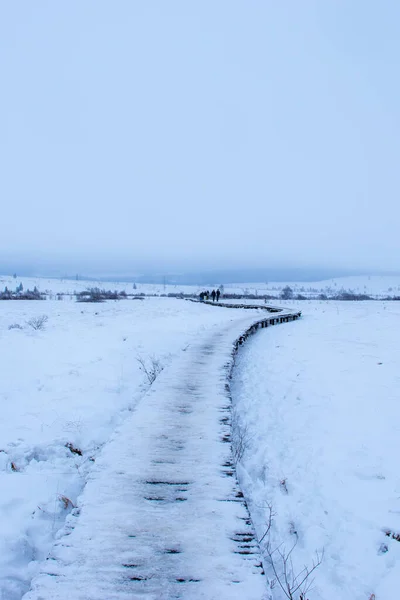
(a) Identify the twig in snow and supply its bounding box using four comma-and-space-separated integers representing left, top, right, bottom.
136, 355, 164, 385
267, 538, 324, 600
231, 408, 253, 464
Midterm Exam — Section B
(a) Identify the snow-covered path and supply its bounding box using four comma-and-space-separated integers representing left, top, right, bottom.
24, 311, 299, 600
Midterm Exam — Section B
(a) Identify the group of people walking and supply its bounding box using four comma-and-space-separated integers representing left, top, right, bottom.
199, 289, 221, 302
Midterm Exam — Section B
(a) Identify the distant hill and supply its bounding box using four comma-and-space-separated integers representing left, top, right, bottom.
97, 267, 373, 285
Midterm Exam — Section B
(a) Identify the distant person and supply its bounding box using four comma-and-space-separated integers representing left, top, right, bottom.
211, 290, 216, 302
216, 289, 221, 302
199, 291, 205, 302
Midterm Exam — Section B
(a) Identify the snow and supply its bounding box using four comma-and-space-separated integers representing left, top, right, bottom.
0, 297, 267, 599
231, 301, 400, 599
1, 278, 398, 600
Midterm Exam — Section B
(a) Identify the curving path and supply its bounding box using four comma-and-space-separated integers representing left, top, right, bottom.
24, 308, 300, 600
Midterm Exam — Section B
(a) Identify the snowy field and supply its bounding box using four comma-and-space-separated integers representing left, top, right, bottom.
1, 281, 398, 600
0, 297, 257, 599
232, 301, 400, 599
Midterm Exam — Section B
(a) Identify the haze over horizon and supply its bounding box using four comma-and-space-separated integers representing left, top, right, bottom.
1, 1, 399, 276
0, 260, 397, 286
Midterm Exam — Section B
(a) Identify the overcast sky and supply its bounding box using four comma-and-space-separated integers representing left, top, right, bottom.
1, 1, 399, 275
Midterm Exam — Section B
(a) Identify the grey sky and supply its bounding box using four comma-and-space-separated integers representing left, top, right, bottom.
1, 1, 399, 275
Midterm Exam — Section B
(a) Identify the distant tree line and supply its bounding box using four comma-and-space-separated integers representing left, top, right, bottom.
0, 285, 45, 300
280, 285, 382, 301
1, 282, 397, 303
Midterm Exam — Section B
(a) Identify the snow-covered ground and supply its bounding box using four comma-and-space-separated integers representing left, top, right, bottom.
1, 276, 398, 600
0, 297, 263, 599
231, 301, 400, 599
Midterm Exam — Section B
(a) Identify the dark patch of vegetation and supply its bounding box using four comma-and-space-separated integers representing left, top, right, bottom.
280, 285, 294, 300
333, 291, 372, 301
76, 288, 128, 302
0, 286, 45, 300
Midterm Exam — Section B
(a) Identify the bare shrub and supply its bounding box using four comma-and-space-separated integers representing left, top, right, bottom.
8, 323, 23, 330
231, 408, 252, 464
259, 503, 275, 544
137, 355, 164, 384
267, 541, 323, 600
259, 504, 323, 599
27, 315, 48, 330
